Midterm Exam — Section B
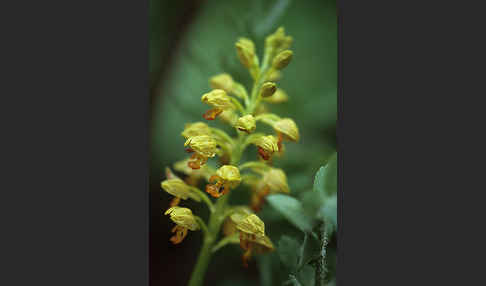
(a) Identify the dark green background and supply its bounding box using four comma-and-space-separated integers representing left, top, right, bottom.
150, 0, 337, 285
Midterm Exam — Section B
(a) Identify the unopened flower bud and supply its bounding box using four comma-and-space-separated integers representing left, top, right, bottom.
161, 178, 201, 201
201, 89, 234, 110
181, 122, 211, 139
209, 73, 235, 93
265, 27, 293, 54
184, 135, 217, 158
272, 50, 293, 70
235, 115, 256, 133
263, 89, 288, 103
260, 82, 277, 98
267, 70, 281, 81
235, 214, 265, 236
165, 207, 200, 231
235, 38, 257, 68
274, 118, 300, 141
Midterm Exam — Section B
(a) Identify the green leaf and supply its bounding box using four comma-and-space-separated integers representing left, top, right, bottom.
300, 189, 325, 221
297, 264, 316, 286
313, 153, 337, 197
267, 194, 313, 232
283, 275, 303, 286
313, 166, 326, 194
319, 194, 337, 231
278, 235, 301, 272
323, 153, 337, 197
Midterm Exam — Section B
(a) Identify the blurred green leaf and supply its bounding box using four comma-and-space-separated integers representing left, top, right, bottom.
267, 194, 313, 232
323, 153, 337, 197
319, 194, 337, 231
314, 153, 337, 197
300, 190, 324, 222
297, 264, 316, 286
278, 235, 301, 272
313, 166, 327, 195
283, 275, 303, 286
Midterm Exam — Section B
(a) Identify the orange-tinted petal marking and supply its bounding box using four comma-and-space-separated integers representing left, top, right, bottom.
170, 225, 188, 244
203, 108, 223, 120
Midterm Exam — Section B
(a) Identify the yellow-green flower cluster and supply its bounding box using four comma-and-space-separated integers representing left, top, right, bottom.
160, 27, 299, 269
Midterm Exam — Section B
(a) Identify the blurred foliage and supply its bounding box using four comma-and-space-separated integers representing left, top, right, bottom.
150, 0, 337, 285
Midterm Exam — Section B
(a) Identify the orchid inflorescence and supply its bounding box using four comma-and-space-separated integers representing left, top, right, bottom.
161, 27, 299, 285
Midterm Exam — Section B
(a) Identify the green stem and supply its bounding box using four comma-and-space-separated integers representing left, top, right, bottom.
189, 187, 215, 213
194, 216, 210, 237
248, 53, 272, 114
187, 237, 214, 286
188, 192, 231, 286
212, 233, 239, 253
239, 161, 270, 171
